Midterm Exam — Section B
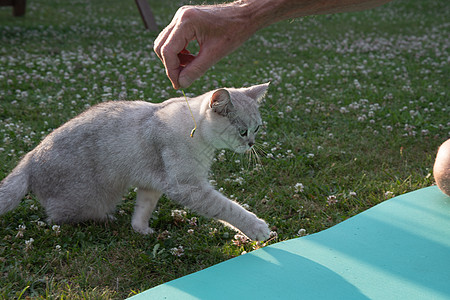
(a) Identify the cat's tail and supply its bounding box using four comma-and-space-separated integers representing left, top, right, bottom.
0, 154, 31, 215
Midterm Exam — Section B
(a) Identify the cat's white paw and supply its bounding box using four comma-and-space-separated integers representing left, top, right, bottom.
132, 224, 155, 235
242, 218, 270, 241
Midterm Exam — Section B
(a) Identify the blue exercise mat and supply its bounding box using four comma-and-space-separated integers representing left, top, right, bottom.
129, 186, 450, 299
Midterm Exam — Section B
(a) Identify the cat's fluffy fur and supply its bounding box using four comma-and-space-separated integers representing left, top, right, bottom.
0, 83, 270, 241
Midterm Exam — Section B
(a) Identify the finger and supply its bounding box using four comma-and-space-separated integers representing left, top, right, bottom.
154, 6, 186, 61
161, 28, 196, 89
160, 43, 184, 89
154, 29, 170, 61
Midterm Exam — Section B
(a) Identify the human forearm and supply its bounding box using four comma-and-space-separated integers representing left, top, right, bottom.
239, 0, 392, 30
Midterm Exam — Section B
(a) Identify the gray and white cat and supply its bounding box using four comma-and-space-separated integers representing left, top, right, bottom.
0, 83, 270, 241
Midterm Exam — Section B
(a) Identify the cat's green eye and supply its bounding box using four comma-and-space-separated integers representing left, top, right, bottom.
239, 129, 248, 137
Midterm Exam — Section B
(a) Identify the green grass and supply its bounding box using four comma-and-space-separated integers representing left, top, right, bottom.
0, 0, 449, 298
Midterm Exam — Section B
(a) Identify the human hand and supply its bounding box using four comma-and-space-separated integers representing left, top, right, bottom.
154, 4, 258, 89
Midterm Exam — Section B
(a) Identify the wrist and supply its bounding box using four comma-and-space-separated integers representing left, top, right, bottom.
232, 0, 277, 31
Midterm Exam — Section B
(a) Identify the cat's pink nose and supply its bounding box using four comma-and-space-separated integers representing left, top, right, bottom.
248, 142, 254, 147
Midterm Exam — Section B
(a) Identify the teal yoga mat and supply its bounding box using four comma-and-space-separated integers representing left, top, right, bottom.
129, 186, 450, 299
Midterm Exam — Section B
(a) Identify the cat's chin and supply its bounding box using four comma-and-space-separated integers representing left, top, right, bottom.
234, 145, 251, 154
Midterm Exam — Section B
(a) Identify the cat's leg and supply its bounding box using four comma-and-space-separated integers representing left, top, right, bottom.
131, 188, 161, 235
167, 183, 270, 241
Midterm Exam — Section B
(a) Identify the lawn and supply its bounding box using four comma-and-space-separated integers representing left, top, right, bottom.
0, 0, 449, 298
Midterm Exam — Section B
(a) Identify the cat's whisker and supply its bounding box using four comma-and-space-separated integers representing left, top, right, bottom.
247, 147, 257, 170
253, 143, 267, 173
253, 143, 267, 156
244, 144, 266, 173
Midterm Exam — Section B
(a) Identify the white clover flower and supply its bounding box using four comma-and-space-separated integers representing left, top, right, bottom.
170, 246, 184, 257
189, 217, 198, 226
171, 210, 187, 223
217, 150, 226, 162
234, 177, 244, 185
384, 191, 395, 199
340, 107, 349, 114
37, 221, 46, 227
16, 224, 26, 238
25, 238, 34, 250
327, 195, 338, 205
298, 229, 307, 237
157, 230, 171, 240
52, 225, 61, 236
233, 234, 249, 247
294, 183, 304, 193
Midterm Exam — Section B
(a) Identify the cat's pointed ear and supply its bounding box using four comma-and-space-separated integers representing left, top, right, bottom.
243, 82, 270, 103
210, 89, 234, 116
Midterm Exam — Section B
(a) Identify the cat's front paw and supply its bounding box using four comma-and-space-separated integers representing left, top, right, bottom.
132, 223, 155, 235
242, 218, 270, 241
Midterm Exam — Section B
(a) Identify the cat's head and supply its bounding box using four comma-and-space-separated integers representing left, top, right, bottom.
203, 82, 269, 153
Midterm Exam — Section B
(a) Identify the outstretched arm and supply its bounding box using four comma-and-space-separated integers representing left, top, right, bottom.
154, 0, 392, 89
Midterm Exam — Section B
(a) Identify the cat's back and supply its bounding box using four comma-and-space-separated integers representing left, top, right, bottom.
73, 100, 155, 125
56, 100, 154, 131
33, 101, 157, 154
